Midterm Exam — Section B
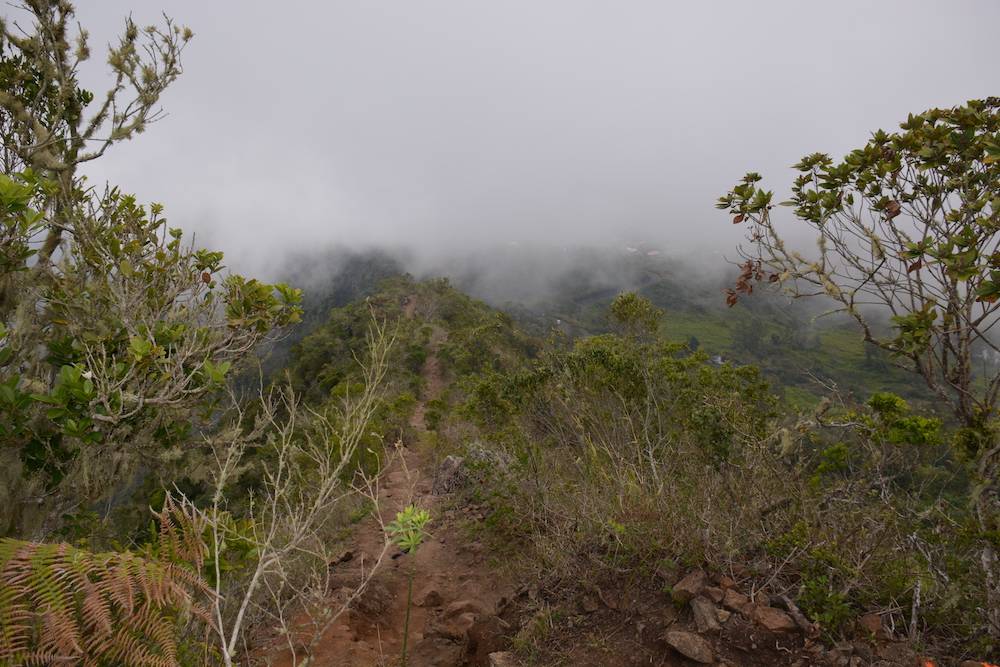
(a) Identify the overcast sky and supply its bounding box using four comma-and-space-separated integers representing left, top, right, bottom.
66, 1, 1000, 274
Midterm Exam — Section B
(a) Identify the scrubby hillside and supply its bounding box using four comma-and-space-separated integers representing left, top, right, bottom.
472, 249, 943, 415
1, 5, 996, 663
274, 278, 987, 666
285, 275, 539, 442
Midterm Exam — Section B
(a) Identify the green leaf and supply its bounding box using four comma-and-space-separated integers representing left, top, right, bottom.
129, 336, 152, 359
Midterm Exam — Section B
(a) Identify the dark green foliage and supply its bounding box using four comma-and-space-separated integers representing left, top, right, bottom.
608, 291, 662, 338
468, 331, 775, 463
0, 175, 303, 527
455, 289, 987, 654
287, 276, 539, 454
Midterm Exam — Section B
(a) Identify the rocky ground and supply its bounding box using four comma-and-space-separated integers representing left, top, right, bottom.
512, 567, 932, 667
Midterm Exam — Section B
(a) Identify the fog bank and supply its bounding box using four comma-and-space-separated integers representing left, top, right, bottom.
63, 1, 1000, 275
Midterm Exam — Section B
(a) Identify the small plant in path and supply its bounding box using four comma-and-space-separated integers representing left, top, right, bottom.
387, 505, 432, 666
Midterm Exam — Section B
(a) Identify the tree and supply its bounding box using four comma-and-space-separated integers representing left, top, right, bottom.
0, 1, 190, 265
0, 4, 401, 664
0, 2, 302, 538
609, 291, 662, 339
717, 97, 1000, 638
731, 315, 764, 356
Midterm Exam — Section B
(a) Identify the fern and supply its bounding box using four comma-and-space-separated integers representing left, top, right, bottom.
0, 498, 212, 666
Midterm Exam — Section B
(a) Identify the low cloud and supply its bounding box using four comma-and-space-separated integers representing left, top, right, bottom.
67, 0, 1000, 276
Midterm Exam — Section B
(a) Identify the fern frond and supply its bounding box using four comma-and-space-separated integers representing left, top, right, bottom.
0, 538, 211, 667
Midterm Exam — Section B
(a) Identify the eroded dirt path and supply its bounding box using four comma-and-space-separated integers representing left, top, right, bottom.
272, 297, 511, 667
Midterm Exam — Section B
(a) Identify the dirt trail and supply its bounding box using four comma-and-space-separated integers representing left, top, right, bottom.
272, 296, 510, 667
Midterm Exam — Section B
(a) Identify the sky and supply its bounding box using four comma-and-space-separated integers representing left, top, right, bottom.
59, 1, 1000, 274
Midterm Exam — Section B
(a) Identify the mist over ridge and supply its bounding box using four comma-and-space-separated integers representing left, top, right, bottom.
67, 1, 1000, 279
274, 239, 732, 313
5, 1, 1000, 662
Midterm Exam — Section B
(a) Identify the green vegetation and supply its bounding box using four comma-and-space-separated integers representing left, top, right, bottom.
0, 5, 387, 665
0, 4, 996, 663
658, 309, 935, 406
441, 293, 986, 656
387, 505, 433, 667
720, 96, 1000, 643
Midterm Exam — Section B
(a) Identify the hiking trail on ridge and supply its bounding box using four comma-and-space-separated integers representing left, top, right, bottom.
271, 295, 512, 667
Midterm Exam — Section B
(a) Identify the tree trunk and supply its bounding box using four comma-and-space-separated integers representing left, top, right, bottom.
977, 441, 1000, 640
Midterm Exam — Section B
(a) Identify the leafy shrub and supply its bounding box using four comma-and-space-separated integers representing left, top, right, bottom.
462, 307, 988, 655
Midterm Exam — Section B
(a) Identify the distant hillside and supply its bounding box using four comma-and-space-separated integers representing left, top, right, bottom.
275, 245, 943, 414
261, 248, 407, 378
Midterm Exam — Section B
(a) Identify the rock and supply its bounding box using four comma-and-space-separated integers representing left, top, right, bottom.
850, 642, 873, 662
690, 596, 721, 633
431, 612, 478, 641
704, 586, 725, 603
665, 630, 715, 663
416, 587, 443, 608
444, 599, 489, 619
722, 588, 749, 612
858, 612, 882, 635
467, 615, 510, 664
412, 635, 464, 665
753, 605, 799, 632
432, 455, 466, 494
488, 652, 520, 667
775, 594, 815, 635
717, 575, 736, 590
354, 581, 392, 617
672, 569, 707, 603
753, 589, 771, 607
716, 608, 732, 624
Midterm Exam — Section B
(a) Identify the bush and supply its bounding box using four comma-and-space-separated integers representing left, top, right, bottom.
463, 321, 988, 656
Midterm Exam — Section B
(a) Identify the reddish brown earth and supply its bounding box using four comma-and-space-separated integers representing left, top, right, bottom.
267, 297, 513, 667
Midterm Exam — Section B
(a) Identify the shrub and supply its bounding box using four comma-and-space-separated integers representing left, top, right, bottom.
464, 313, 986, 655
